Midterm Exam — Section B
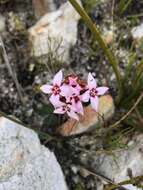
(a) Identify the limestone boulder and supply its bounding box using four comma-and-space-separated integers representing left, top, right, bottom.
29, 0, 81, 63
0, 117, 68, 190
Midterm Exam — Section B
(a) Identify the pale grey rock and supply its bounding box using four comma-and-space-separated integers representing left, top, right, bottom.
123, 184, 142, 190
102, 25, 115, 45
81, 134, 143, 186
28, 0, 81, 63
0, 117, 68, 190
131, 23, 143, 40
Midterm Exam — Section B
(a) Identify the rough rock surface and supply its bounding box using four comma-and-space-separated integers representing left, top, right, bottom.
0, 117, 68, 190
29, 0, 81, 63
131, 23, 143, 41
80, 134, 143, 189
94, 134, 143, 182
123, 184, 142, 190
57, 95, 114, 136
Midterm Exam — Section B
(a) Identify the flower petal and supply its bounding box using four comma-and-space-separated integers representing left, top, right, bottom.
54, 107, 65, 114
96, 87, 109, 95
40, 84, 52, 94
60, 84, 72, 97
69, 77, 78, 86
81, 90, 90, 102
90, 96, 99, 112
67, 110, 79, 120
75, 101, 84, 115
71, 86, 80, 96
53, 70, 63, 86
49, 94, 64, 108
88, 73, 97, 89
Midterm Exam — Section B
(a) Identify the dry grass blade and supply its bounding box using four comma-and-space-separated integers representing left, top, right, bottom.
108, 92, 143, 130
80, 167, 129, 190
0, 36, 24, 104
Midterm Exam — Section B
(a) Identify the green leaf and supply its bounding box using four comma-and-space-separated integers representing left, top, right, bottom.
35, 104, 54, 116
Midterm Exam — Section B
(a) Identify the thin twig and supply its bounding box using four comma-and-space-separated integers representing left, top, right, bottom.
126, 13, 143, 18
80, 167, 114, 184
80, 167, 129, 190
0, 36, 24, 103
109, 92, 143, 130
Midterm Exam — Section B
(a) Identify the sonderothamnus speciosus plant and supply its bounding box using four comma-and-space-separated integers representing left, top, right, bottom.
40, 70, 109, 120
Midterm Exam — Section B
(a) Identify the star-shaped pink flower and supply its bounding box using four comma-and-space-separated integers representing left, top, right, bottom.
40, 70, 70, 107
53, 100, 79, 120
82, 73, 109, 111
40, 70, 63, 94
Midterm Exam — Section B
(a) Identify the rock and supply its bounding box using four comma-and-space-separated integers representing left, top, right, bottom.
131, 23, 143, 41
103, 30, 114, 44
80, 134, 143, 189
102, 26, 114, 45
28, 0, 81, 64
123, 184, 142, 190
57, 95, 114, 136
32, 0, 56, 19
0, 14, 6, 33
0, 117, 68, 190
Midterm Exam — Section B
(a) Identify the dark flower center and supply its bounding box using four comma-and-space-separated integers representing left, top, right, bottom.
72, 84, 77, 88
90, 88, 98, 97
62, 105, 70, 112
52, 85, 61, 95
74, 96, 80, 103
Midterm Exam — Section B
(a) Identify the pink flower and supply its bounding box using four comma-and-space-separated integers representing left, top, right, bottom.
40, 70, 69, 107
40, 70, 109, 120
70, 96, 84, 115
64, 75, 82, 95
40, 70, 63, 95
82, 73, 109, 111
68, 76, 80, 89
53, 100, 79, 120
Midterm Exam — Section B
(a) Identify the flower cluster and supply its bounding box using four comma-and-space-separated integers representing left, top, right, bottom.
40, 70, 108, 120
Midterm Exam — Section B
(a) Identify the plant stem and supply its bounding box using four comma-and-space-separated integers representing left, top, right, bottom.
123, 52, 136, 83
119, 0, 133, 15
0, 36, 24, 104
68, 0, 123, 103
